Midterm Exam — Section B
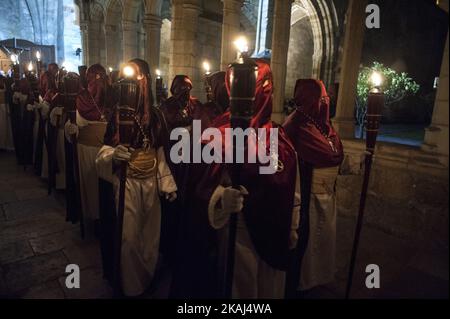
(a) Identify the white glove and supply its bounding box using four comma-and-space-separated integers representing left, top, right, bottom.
26, 104, 34, 111
12, 92, 20, 104
113, 145, 134, 163
165, 192, 177, 202
40, 101, 50, 119
221, 185, 249, 214
50, 106, 64, 126
64, 121, 79, 142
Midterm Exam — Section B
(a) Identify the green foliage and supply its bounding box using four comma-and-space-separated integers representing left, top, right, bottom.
355, 62, 420, 136
357, 62, 420, 107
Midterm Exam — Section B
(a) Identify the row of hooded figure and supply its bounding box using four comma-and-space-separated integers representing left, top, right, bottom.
1, 57, 344, 299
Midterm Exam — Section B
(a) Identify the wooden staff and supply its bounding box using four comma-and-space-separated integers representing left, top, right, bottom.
64, 72, 83, 237
345, 74, 384, 299
112, 71, 139, 297
224, 51, 258, 299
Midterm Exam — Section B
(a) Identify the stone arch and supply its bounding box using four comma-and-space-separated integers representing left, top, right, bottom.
105, 0, 123, 68
121, 0, 146, 61
89, 1, 107, 65
287, 0, 338, 93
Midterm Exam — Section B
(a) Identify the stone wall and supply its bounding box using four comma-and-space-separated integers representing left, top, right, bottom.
337, 140, 449, 252
285, 17, 314, 98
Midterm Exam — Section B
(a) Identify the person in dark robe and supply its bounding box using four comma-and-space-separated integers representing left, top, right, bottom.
283, 79, 344, 293
0, 75, 14, 151
171, 59, 300, 298
158, 75, 202, 267
194, 71, 229, 133
64, 64, 110, 233
160, 75, 202, 131
96, 58, 177, 297
11, 78, 35, 166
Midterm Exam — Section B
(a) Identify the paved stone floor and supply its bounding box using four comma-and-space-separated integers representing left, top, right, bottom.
0, 151, 448, 299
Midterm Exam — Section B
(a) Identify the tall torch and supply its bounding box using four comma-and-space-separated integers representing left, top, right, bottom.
155, 69, 163, 106
203, 60, 213, 102
345, 71, 384, 299
63, 72, 83, 237
11, 54, 20, 87
112, 64, 140, 297
223, 36, 258, 298
35, 51, 42, 78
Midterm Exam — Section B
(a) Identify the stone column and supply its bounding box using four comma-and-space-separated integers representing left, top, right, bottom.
122, 20, 138, 61
220, 0, 244, 71
80, 21, 89, 66
270, 0, 293, 123
333, 0, 368, 139
144, 13, 163, 80
86, 21, 103, 65
422, 1, 449, 167
169, 0, 203, 99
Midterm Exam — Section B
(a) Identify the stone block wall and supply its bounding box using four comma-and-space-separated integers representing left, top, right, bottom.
337, 140, 449, 252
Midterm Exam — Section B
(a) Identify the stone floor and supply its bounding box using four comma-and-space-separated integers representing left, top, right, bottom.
0, 151, 448, 299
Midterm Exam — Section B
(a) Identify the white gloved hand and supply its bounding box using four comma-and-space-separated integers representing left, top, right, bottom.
50, 106, 64, 126
113, 145, 134, 163
165, 192, 177, 202
64, 121, 79, 142
40, 101, 50, 119
12, 91, 20, 104
26, 104, 34, 111
221, 185, 249, 214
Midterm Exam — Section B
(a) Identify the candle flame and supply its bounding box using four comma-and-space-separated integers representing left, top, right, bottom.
123, 65, 135, 78
108, 67, 113, 73
156, 69, 161, 77
28, 62, 33, 72
234, 36, 249, 54
370, 71, 383, 88
203, 61, 211, 74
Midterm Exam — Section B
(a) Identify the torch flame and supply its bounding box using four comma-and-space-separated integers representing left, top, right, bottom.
36, 51, 41, 61
203, 61, 211, 75
156, 69, 161, 78
108, 67, 113, 73
370, 71, 383, 88
123, 65, 135, 78
28, 62, 33, 72
234, 36, 249, 54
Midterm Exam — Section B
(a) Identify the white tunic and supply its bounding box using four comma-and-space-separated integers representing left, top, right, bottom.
96, 145, 177, 296
299, 166, 340, 291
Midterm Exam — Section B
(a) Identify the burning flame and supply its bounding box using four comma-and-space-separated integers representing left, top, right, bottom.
10, 54, 18, 64
28, 62, 33, 72
370, 71, 383, 88
156, 69, 161, 78
108, 67, 113, 73
203, 61, 211, 75
123, 65, 135, 78
234, 36, 249, 54
36, 51, 41, 61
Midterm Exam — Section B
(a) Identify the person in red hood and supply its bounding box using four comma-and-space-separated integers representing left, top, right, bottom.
283, 79, 344, 292
64, 64, 110, 235
172, 59, 300, 298
194, 71, 229, 133
11, 77, 35, 165
160, 75, 202, 131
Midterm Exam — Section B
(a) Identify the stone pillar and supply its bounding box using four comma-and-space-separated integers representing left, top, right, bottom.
333, 0, 368, 139
144, 14, 163, 80
220, 0, 244, 71
422, 1, 449, 167
80, 21, 89, 66
86, 21, 103, 65
270, 0, 292, 123
122, 20, 138, 61
105, 24, 121, 68
169, 0, 203, 99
